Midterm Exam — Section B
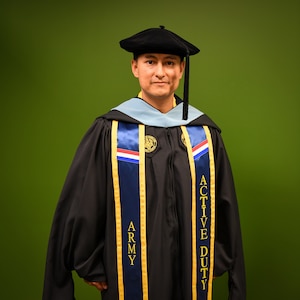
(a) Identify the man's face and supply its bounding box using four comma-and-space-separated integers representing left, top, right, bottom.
131, 53, 185, 102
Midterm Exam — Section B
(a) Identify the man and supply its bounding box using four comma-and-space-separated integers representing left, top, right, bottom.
43, 26, 246, 300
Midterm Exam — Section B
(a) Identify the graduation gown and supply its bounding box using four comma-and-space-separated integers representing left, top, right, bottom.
42, 97, 246, 300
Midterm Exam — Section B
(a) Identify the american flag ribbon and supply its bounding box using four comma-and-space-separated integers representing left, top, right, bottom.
192, 139, 209, 159
117, 148, 140, 164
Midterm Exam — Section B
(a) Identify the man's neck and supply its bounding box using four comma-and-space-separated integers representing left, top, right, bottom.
138, 91, 176, 113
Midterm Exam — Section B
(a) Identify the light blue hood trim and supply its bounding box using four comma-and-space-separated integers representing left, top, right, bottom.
111, 98, 203, 127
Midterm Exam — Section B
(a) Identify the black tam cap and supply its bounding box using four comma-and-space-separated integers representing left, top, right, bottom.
120, 26, 200, 120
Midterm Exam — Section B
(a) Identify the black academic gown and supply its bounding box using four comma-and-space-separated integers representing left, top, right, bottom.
42, 102, 246, 300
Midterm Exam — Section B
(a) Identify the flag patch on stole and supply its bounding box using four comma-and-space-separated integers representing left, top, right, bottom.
192, 139, 208, 159
117, 148, 139, 164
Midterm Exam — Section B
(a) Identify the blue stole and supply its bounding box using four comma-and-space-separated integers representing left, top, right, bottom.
111, 121, 215, 300
181, 125, 216, 300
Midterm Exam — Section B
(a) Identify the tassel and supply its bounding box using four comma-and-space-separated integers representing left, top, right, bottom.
182, 54, 190, 120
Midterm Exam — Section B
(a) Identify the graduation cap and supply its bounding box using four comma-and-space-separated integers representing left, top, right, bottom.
119, 25, 200, 120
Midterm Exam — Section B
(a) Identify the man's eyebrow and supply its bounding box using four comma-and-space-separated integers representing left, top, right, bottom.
164, 55, 178, 60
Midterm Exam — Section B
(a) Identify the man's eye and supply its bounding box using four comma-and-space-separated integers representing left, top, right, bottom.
146, 60, 154, 64
166, 61, 175, 66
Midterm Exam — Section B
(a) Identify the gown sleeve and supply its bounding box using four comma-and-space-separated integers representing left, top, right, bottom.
42, 118, 111, 300
210, 128, 247, 300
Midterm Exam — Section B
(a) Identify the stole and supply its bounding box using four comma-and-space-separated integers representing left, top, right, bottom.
111, 121, 215, 300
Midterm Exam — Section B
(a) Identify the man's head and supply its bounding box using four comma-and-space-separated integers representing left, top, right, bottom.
131, 53, 185, 112
120, 26, 200, 119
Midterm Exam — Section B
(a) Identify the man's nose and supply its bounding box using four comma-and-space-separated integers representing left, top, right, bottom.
155, 63, 165, 78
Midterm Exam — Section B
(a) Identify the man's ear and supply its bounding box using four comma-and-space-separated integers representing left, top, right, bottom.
131, 59, 139, 78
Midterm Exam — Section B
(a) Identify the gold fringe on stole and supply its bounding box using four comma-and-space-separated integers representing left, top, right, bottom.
180, 126, 197, 300
203, 126, 216, 300
139, 124, 149, 299
111, 120, 125, 300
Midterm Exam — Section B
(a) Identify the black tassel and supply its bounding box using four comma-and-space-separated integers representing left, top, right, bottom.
182, 54, 190, 120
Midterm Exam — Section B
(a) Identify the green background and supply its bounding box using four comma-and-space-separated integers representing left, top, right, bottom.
1, 0, 299, 299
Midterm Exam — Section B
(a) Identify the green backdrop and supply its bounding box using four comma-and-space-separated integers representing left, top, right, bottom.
1, 0, 299, 299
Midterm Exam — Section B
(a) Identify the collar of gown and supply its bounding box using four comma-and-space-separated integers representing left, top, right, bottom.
111, 97, 203, 127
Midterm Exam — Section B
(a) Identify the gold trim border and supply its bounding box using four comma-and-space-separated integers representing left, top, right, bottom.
203, 125, 216, 300
139, 124, 149, 299
111, 120, 124, 300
